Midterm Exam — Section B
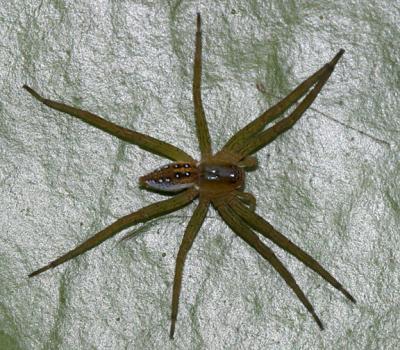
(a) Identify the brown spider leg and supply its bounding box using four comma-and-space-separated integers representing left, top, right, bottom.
193, 13, 212, 160
234, 50, 343, 158
216, 202, 324, 330
23, 85, 194, 162
234, 191, 256, 212
230, 198, 356, 303
220, 49, 344, 157
29, 188, 198, 278
238, 156, 258, 169
169, 198, 209, 339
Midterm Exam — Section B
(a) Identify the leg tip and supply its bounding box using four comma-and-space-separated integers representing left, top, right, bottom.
28, 271, 38, 278
28, 264, 51, 278
336, 49, 345, 61
345, 290, 357, 304
339, 285, 356, 304
22, 85, 43, 101
311, 310, 324, 330
315, 315, 324, 331
330, 49, 345, 67
169, 324, 175, 340
196, 13, 201, 28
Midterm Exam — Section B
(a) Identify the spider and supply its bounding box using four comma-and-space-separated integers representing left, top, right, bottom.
24, 13, 355, 339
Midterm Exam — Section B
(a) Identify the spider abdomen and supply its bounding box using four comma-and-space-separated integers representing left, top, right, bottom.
139, 162, 199, 192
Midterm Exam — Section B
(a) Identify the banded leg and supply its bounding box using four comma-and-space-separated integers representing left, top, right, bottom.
216, 202, 323, 330
23, 85, 194, 162
193, 13, 212, 159
169, 199, 209, 339
220, 50, 344, 158
29, 188, 198, 277
230, 198, 356, 303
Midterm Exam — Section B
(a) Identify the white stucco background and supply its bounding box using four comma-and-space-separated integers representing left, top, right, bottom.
0, 1, 399, 349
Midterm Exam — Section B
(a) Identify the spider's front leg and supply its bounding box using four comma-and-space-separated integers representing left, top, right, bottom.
230, 198, 356, 303
219, 49, 344, 160
238, 51, 343, 157
29, 188, 198, 277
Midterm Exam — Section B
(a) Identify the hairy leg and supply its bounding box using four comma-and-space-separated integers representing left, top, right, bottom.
169, 198, 209, 339
220, 50, 344, 158
230, 198, 356, 303
193, 13, 212, 159
29, 188, 198, 277
216, 202, 323, 330
23, 85, 194, 162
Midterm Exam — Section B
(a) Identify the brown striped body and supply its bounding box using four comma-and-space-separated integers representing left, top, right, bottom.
140, 161, 245, 195
139, 162, 199, 192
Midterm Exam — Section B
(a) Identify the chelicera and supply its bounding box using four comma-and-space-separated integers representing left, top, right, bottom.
24, 13, 355, 338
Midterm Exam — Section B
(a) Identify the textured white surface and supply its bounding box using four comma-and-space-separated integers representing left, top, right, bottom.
0, 1, 399, 349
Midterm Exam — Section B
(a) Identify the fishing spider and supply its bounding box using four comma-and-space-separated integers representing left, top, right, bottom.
24, 13, 355, 338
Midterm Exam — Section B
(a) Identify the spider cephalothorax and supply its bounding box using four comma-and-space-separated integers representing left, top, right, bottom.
24, 13, 355, 339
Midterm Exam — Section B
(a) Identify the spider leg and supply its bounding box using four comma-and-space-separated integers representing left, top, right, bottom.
23, 85, 194, 162
220, 50, 344, 159
216, 202, 323, 330
235, 191, 256, 212
230, 198, 356, 303
29, 188, 198, 277
193, 13, 212, 159
235, 50, 344, 158
238, 156, 258, 169
169, 199, 209, 339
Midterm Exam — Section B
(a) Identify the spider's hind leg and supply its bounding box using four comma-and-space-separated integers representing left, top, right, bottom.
29, 189, 198, 277
22, 85, 194, 162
